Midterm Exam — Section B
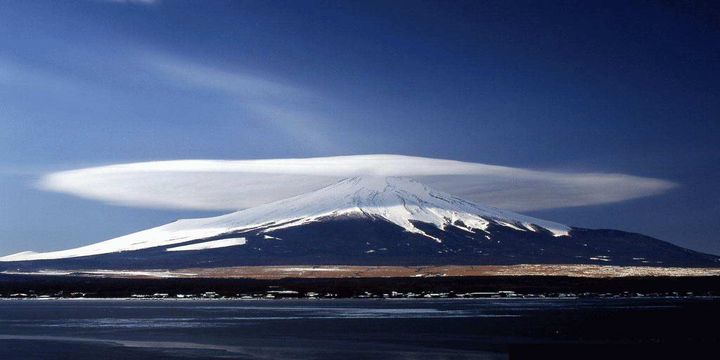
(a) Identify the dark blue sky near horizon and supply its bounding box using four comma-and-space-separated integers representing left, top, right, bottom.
0, 0, 718, 255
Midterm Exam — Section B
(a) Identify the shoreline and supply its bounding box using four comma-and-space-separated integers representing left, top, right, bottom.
3, 271, 720, 299
3, 264, 720, 279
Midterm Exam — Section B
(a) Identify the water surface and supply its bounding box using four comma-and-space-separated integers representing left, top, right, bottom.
0, 298, 717, 359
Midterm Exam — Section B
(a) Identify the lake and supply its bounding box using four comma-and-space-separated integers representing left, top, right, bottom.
0, 297, 717, 359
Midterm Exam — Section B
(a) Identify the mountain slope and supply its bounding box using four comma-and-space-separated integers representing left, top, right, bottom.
1, 176, 717, 270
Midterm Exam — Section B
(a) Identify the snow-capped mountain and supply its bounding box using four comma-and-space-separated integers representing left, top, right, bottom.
1, 177, 717, 269
1, 176, 569, 261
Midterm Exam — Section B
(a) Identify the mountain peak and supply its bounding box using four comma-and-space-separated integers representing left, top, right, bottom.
1, 176, 571, 262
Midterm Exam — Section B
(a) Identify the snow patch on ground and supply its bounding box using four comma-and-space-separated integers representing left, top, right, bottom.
166, 238, 247, 252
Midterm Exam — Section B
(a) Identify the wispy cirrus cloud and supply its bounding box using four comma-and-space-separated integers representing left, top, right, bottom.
144, 54, 311, 99
1, 49, 340, 152
141, 53, 336, 151
38, 154, 677, 212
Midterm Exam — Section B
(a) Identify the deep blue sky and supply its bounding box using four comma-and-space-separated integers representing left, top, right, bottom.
1, 0, 718, 255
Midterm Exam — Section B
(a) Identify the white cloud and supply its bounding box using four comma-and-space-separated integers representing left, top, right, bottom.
38, 154, 677, 212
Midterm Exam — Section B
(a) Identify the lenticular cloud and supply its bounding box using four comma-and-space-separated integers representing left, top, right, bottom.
38, 154, 676, 212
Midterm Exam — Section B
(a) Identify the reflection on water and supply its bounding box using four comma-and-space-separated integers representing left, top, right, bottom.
0, 298, 718, 359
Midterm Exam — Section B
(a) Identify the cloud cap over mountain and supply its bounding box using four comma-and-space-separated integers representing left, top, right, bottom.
38, 155, 676, 212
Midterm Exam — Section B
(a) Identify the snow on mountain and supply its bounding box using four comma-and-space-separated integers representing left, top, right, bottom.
165, 237, 247, 252
0, 176, 570, 262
